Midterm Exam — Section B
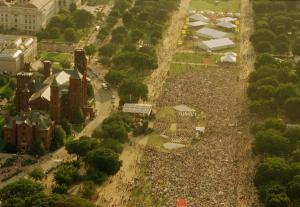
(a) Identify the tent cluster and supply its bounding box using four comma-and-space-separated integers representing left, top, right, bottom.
188, 12, 238, 63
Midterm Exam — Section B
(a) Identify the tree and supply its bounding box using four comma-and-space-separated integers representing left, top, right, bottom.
66, 137, 99, 159
64, 27, 77, 42
69, 3, 77, 13
85, 147, 122, 175
100, 138, 123, 154
101, 121, 128, 143
99, 43, 117, 57
291, 149, 300, 162
254, 129, 290, 156
72, 10, 94, 28
84, 167, 107, 184
284, 126, 300, 146
51, 126, 66, 151
255, 41, 274, 53
29, 139, 46, 157
284, 97, 300, 121
274, 42, 289, 54
104, 70, 125, 86
119, 80, 148, 104
48, 27, 60, 39
54, 164, 79, 186
0, 179, 44, 206
254, 157, 291, 187
61, 119, 72, 136
29, 167, 45, 181
84, 44, 97, 62
287, 175, 300, 201
52, 184, 68, 194
275, 84, 298, 105
265, 193, 290, 207
258, 183, 287, 203
131, 29, 144, 43
256, 85, 276, 99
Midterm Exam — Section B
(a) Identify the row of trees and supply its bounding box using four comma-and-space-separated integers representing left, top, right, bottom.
37, 8, 94, 42
55, 112, 130, 192
251, 0, 300, 54
247, 54, 300, 121
250, 2, 300, 206
0, 178, 95, 207
98, 0, 179, 105
251, 119, 300, 206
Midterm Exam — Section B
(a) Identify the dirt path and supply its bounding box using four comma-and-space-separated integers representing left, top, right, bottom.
147, 0, 191, 102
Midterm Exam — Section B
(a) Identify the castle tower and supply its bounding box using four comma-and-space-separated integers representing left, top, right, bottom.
74, 49, 87, 74
68, 68, 83, 122
21, 84, 30, 112
74, 49, 88, 106
43, 60, 52, 79
15, 72, 33, 112
50, 78, 61, 124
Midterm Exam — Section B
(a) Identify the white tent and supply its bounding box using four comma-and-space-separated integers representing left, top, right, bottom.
122, 103, 152, 116
196, 27, 229, 39
217, 21, 237, 29
221, 52, 237, 63
189, 14, 209, 22
188, 21, 208, 28
197, 38, 235, 51
217, 17, 237, 22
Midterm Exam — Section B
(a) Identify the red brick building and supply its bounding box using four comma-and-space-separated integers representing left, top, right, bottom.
2, 110, 54, 152
3, 49, 95, 152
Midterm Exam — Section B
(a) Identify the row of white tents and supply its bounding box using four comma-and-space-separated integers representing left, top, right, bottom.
188, 13, 237, 62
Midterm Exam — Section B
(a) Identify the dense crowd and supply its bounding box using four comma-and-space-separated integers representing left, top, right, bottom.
139, 67, 258, 206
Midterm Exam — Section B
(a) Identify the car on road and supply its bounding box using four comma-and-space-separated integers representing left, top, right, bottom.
102, 83, 108, 90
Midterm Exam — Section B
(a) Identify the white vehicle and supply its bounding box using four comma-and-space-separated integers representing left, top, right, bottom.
95, 25, 100, 31
102, 83, 108, 90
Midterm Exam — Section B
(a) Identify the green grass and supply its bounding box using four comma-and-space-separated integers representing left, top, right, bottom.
147, 133, 166, 148
40, 52, 71, 63
173, 52, 221, 64
190, 0, 240, 12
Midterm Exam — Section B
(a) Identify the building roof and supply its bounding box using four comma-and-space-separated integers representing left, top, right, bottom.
221, 53, 237, 63
4, 110, 53, 130
122, 103, 152, 115
196, 27, 228, 39
188, 21, 208, 27
199, 38, 235, 50
189, 14, 209, 22
0, 49, 23, 59
217, 21, 237, 29
217, 17, 237, 22
173, 105, 196, 112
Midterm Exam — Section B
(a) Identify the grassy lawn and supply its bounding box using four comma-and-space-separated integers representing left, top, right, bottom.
146, 133, 166, 148
40, 52, 71, 64
173, 52, 221, 64
190, 0, 240, 12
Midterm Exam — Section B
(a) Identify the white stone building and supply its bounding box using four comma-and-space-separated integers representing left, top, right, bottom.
0, 0, 81, 33
0, 34, 37, 74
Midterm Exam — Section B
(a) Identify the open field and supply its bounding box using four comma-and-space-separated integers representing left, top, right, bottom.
190, 0, 240, 12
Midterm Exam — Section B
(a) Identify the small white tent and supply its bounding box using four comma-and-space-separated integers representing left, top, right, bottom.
221, 52, 237, 63
217, 21, 237, 29
189, 14, 209, 22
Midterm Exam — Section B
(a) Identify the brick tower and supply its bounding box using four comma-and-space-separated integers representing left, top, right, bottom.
74, 49, 88, 106
68, 68, 83, 122
50, 78, 61, 124
15, 72, 33, 112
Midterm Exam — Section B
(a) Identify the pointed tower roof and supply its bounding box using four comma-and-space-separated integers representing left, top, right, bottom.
51, 76, 59, 87
70, 68, 82, 80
